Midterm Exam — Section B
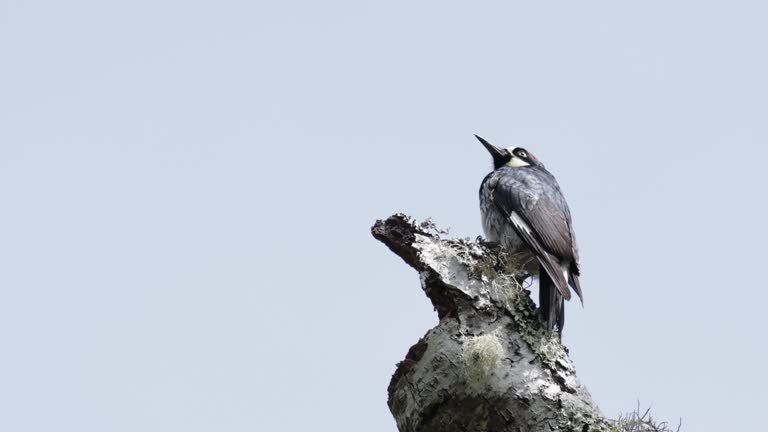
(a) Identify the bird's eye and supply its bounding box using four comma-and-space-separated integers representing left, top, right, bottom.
517, 151, 527, 158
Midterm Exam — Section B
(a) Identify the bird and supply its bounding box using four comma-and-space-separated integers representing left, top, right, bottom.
476, 134, 583, 334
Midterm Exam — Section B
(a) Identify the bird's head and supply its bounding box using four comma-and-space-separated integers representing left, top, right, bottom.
475, 135, 541, 170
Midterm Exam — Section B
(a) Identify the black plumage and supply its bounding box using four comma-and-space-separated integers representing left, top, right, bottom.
476, 135, 582, 334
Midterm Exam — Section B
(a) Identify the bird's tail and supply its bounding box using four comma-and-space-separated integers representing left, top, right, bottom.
539, 268, 565, 335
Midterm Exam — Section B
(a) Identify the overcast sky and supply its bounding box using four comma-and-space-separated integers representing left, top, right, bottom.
1, 1, 767, 431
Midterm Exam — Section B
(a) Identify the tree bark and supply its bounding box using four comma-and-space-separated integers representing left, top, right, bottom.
372, 214, 612, 432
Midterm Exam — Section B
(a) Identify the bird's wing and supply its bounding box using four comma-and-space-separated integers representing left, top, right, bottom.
493, 169, 576, 259
561, 201, 581, 270
507, 212, 571, 300
492, 169, 576, 300
562, 203, 584, 302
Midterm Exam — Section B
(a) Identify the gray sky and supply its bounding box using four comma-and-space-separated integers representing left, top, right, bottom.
1, 1, 766, 431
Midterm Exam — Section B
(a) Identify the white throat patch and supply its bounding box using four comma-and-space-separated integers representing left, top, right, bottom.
505, 156, 530, 168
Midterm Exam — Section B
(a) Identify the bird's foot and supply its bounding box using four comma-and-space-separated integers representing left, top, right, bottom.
514, 274, 532, 288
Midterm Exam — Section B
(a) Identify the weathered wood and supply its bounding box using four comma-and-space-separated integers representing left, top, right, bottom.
372, 214, 612, 432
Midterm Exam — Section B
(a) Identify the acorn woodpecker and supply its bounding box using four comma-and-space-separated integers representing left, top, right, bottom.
476, 135, 583, 334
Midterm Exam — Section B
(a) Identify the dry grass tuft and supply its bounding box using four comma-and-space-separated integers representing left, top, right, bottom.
613, 403, 681, 432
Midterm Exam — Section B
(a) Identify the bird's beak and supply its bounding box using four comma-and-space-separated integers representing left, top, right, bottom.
475, 134, 508, 166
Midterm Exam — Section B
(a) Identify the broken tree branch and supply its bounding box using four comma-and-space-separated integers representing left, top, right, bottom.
372, 213, 612, 432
